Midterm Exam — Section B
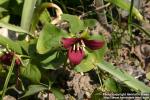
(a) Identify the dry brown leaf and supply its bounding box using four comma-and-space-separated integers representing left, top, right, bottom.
134, 44, 150, 72
3, 95, 16, 100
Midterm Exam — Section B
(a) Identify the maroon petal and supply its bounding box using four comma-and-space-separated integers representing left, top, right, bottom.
0, 52, 14, 65
15, 58, 21, 66
0, 52, 21, 66
83, 39, 105, 50
68, 47, 85, 65
61, 38, 78, 49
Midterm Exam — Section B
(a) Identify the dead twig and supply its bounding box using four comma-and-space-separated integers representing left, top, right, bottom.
79, 3, 110, 18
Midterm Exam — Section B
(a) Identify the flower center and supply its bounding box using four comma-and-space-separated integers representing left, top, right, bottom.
72, 39, 85, 52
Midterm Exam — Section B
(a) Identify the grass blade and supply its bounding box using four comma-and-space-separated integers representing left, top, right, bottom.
0, 21, 28, 33
0, 35, 22, 54
108, 0, 144, 22
131, 23, 150, 37
97, 61, 150, 92
21, 0, 37, 31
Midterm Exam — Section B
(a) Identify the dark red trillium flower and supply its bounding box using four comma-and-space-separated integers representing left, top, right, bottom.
61, 37, 104, 65
0, 52, 21, 66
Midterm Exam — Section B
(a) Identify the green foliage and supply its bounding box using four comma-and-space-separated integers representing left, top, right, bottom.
21, 62, 41, 83
21, 0, 37, 31
20, 85, 65, 99
0, 35, 22, 54
107, 0, 143, 22
19, 84, 47, 99
42, 51, 67, 70
36, 23, 68, 54
74, 34, 106, 72
104, 78, 122, 93
41, 51, 57, 64
61, 14, 85, 33
0, 0, 9, 5
51, 88, 65, 100
91, 89, 103, 100
39, 9, 51, 25
74, 53, 97, 72
0, 21, 28, 33
97, 61, 150, 92
30, 2, 53, 33
0, 0, 149, 99
83, 19, 97, 28
1, 56, 16, 99
131, 23, 150, 37
0, 15, 10, 22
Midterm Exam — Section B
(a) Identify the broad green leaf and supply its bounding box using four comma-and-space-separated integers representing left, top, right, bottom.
51, 88, 65, 100
28, 39, 40, 59
87, 34, 106, 61
92, 47, 106, 62
0, 34, 22, 54
61, 14, 84, 33
39, 9, 51, 25
16, 0, 23, 4
108, 0, 143, 21
36, 23, 68, 54
91, 89, 103, 100
19, 85, 47, 99
30, 4, 44, 33
83, 19, 97, 28
16, 40, 29, 54
0, 0, 8, 5
74, 53, 96, 72
88, 33, 105, 40
0, 21, 28, 33
30, 3, 52, 33
0, 15, 10, 22
104, 78, 122, 93
41, 51, 57, 64
21, 0, 37, 31
42, 51, 67, 70
91, 46, 106, 62
21, 59, 30, 67
0, 7, 7, 12
97, 61, 150, 92
28, 40, 58, 64
21, 62, 41, 83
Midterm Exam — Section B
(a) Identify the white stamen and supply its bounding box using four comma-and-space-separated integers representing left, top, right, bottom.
80, 72, 84, 75
77, 43, 80, 51
81, 46, 86, 52
81, 40, 85, 47
73, 45, 76, 51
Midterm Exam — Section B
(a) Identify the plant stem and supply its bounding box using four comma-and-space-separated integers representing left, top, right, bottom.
128, 0, 134, 45
15, 65, 20, 90
95, 67, 103, 87
1, 56, 16, 99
